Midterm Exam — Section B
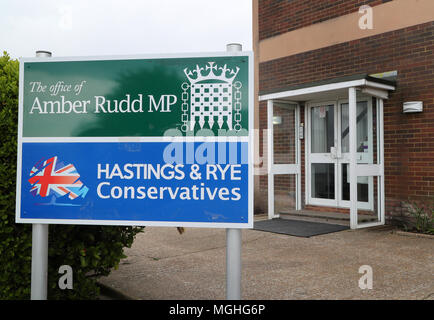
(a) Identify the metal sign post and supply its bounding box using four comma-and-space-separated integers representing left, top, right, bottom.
226, 228, 242, 299
31, 223, 48, 300
30, 50, 51, 301
226, 43, 242, 300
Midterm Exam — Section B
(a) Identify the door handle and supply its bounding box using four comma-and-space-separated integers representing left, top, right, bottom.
330, 147, 342, 160
330, 147, 337, 159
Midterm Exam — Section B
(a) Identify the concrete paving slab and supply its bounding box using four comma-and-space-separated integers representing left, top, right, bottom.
98, 222, 433, 300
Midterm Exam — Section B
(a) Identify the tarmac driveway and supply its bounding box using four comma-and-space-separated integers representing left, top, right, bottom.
99, 220, 433, 300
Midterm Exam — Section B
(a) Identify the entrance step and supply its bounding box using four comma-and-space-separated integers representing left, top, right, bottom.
279, 209, 378, 226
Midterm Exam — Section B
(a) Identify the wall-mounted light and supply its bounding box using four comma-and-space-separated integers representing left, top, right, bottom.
403, 101, 423, 113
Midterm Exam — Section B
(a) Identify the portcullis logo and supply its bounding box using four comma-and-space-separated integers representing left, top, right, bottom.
28, 156, 89, 202
181, 62, 243, 133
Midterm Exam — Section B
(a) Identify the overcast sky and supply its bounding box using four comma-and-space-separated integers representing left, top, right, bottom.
1, 0, 252, 59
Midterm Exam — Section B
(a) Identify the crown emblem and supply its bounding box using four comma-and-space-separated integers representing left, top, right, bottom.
184, 62, 240, 84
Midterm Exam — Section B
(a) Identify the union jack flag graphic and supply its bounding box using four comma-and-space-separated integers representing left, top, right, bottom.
28, 156, 89, 200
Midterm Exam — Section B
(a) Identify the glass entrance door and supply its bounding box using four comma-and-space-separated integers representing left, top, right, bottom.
338, 100, 373, 210
307, 99, 373, 209
308, 103, 337, 206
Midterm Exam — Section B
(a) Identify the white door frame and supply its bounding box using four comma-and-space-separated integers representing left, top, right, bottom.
337, 98, 374, 211
267, 100, 301, 219
305, 97, 374, 211
305, 100, 338, 208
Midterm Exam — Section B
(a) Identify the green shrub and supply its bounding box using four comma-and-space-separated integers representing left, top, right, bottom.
0, 51, 143, 299
403, 198, 434, 235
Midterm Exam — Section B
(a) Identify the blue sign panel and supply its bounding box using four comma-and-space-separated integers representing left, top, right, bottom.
18, 141, 250, 227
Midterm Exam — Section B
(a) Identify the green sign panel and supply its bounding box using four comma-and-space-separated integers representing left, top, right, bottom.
21, 54, 251, 137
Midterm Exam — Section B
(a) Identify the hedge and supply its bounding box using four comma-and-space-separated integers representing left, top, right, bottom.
0, 51, 143, 299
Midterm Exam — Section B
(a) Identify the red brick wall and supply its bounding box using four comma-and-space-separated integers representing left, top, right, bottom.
258, 21, 434, 216
258, 0, 392, 40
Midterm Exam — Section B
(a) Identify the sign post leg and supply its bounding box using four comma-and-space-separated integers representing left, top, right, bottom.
226, 228, 242, 300
30, 50, 51, 300
31, 223, 49, 300
225, 42, 243, 300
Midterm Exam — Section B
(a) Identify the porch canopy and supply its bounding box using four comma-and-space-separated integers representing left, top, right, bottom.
259, 74, 395, 229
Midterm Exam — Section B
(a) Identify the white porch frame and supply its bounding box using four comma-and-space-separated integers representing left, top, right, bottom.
267, 100, 301, 220
260, 78, 394, 229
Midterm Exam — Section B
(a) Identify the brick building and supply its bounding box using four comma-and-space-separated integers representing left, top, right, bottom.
252, 0, 434, 228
